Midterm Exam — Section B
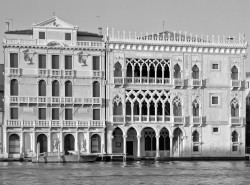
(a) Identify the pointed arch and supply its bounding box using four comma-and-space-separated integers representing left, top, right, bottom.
192, 65, 199, 79
231, 66, 238, 80
231, 98, 239, 117
192, 99, 199, 116
126, 63, 133, 77
173, 64, 181, 78
114, 62, 122, 77
173, 96, 182, 116
192, 130, 199, 142
232, 131, 239, 142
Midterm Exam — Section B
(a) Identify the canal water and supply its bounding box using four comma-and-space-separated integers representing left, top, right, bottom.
0, 161, 250, 185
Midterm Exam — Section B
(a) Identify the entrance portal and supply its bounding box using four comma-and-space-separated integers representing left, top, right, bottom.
91, 134, 101, 153
64, 134, 75, 155
126, 141, 133, 156
37, 134, 47, 154
9, 134, 20, 154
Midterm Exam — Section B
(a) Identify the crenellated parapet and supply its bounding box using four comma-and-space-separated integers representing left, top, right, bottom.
106, 28, 248, 54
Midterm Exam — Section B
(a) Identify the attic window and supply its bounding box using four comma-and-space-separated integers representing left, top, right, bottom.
39, 32, 45, 39
65, 33, 71, 40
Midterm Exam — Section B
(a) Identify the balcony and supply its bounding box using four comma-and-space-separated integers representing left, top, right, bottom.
231, 80, 242, 89
124, 77, 171, 85
93, 70, 103, 78
51, 69, 61, 77
63, 70, 75, 78
113, 115, 125, 123
5, 120, 105, 128
119, 115, 171, 123
9, 96, 103, 105
173, 78, 185, 87
37, 69, 49, 77
190, 79, 203, 88
114, 77, 124, 85
229, 117, 244, 126
172, 116, 186, 126
9, 68, 22, 76
190, 116, 203, 126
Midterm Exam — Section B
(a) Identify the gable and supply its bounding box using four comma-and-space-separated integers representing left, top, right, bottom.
32, 16, 78, 29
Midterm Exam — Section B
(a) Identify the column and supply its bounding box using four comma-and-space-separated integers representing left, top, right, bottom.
110, 136, 114, 154
155, 103, 157, 122
131, 104, 134, 122
122, 104, 126, 122
32, 132, 36, 155
60, 132, 64, 153
86, 132, 90, 154
147, 104, 150, 122
75, 132, 79, 152
156, 134, 160, 158
48, 132, 51, 152
102, 131, 106, 154
137, 135, 141, 157
132, 65, 135, 84
123, 135, 127, 155
20, 132, 24, 156
3, 130, 7, 155
170, 136, 173, 157
139, 104, 142, 122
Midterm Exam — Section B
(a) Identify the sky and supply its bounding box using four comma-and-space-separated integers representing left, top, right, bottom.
0, 0, 249, 70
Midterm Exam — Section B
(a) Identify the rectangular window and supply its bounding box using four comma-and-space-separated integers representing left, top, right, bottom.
65, 55, 72, 69
193, 145, 199, 152
212, 96, 219, 105
10, 108, 18, 119
93, 109, 100, 120
93, 56, 100, 70
65, 108, 72, 120
39, 32, 45, 39
212, 64, 218, 69
65, 33, 71, 40
232, 145, 238, 152
38, 55, 46, 69
52, 108, 59, 120
39, 108, 46, 120
52, 55, 59, 69
10, 53, 18, 68
213, 127, 219, 133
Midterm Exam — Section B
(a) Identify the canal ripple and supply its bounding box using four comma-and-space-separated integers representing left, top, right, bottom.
0, 161, 250, 185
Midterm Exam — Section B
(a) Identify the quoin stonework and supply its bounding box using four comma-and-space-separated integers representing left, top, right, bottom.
1, 16, 248, 159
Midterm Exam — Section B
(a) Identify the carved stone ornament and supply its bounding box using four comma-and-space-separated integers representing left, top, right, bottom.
78, 51, 90, 66
22, 49, 37, 64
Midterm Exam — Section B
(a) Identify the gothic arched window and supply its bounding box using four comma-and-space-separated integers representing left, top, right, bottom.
192, 65, 199, 79
231, 98, 239, 117
231, 66, 238, 80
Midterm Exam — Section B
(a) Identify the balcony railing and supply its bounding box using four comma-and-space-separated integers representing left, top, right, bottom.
9, 68, 22, 76
9, 96, 103, 105
230, 117, 244, 126
114, 77, 124, 85
190, 79, 202, 87
63, 70, 75, 78
191, 116, 203, 126
51, 69, 61, 77
116, 115, 171, 123
231, 80, 242, 88
124, 77, 171, 84
173, 78, 184, 87
113, 115, 125, 123
172, 116, 186, 126
37, 69, 49, 77
93, 70, 103, 78
5, 120, 105, 127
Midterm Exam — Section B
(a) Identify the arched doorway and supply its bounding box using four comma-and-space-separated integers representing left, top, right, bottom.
127, 127, 137, 156
9, 134, 20, 154
112, 128, 123, 154
91, 134, 101, 153
142, 127, 156, 157
24, 133, 31, 155
159, 128, 170, 157
37, 134, 48, 154
173, 128, 183, 157
64, 134, 75, 155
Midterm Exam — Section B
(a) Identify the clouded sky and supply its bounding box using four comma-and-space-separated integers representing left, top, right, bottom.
0, 0, 249, 70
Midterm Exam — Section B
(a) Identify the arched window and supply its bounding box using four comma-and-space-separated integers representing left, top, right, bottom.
192, 130, 199, 142
144, 129, 156, 151
141, 63, 147, 77
157, 101, 163, 115
164, 64, 170, 78
192, 65, 199, 79
9, 134, 20, 154
38, 80, 46, 96
93, 81, 100, 97
65, 81, 72, 97
133, 101, 139, 115
10, 79, 18, 96
114, 62, 122, 77
165, 101, 170, 116
113, 96, 123, 115
149, 64, 155, 78
134, 64, 140, 77
52, 80, 60, 97
173, 96, 182, 116
231, 98, 239, 117
149, 101, 155, 115
141, 101, 147, 115
231, 66, 238, 80
156, 65, 162, 78
232, 131, 238, 142
126, 101, 131, 115
174, 64, 181, 78
192, 100, 199, 116
159, 128, 170, 150
91, 134, 101, 153
126, 63, 133, 77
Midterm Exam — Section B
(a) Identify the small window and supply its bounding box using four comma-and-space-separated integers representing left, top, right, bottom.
65, 33, 71, 40
213, 127, 219, 133
65, 55, 72, 69
93, 109, 100, 120
39, 55, 46, 69
10, 53, 18, 68
39, 32, 45, 39
193, 145, 199, 152
232, 146, 238, 152
52, 108, 59, 120
212, 63, 219, 70
65, 108, 72, 120
212, 96, 219, 105
39, 108, 46, 120
10, 108, 18, 119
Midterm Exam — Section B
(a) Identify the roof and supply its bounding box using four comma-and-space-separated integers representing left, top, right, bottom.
77, 31, 103, 37
5, 29, 33, 35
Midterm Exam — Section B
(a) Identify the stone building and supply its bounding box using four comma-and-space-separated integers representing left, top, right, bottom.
105, 29, 248, 158
1, 16, 249, 159
2, 16, 105, 158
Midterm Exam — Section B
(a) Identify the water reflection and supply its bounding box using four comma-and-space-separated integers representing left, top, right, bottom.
0, 161, 250, 185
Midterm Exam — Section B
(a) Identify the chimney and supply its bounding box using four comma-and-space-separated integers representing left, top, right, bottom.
98, 27, 102, 35
5, 22, 10, 32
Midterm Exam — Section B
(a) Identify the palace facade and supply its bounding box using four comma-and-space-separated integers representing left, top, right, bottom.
1, 16, 248, 159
